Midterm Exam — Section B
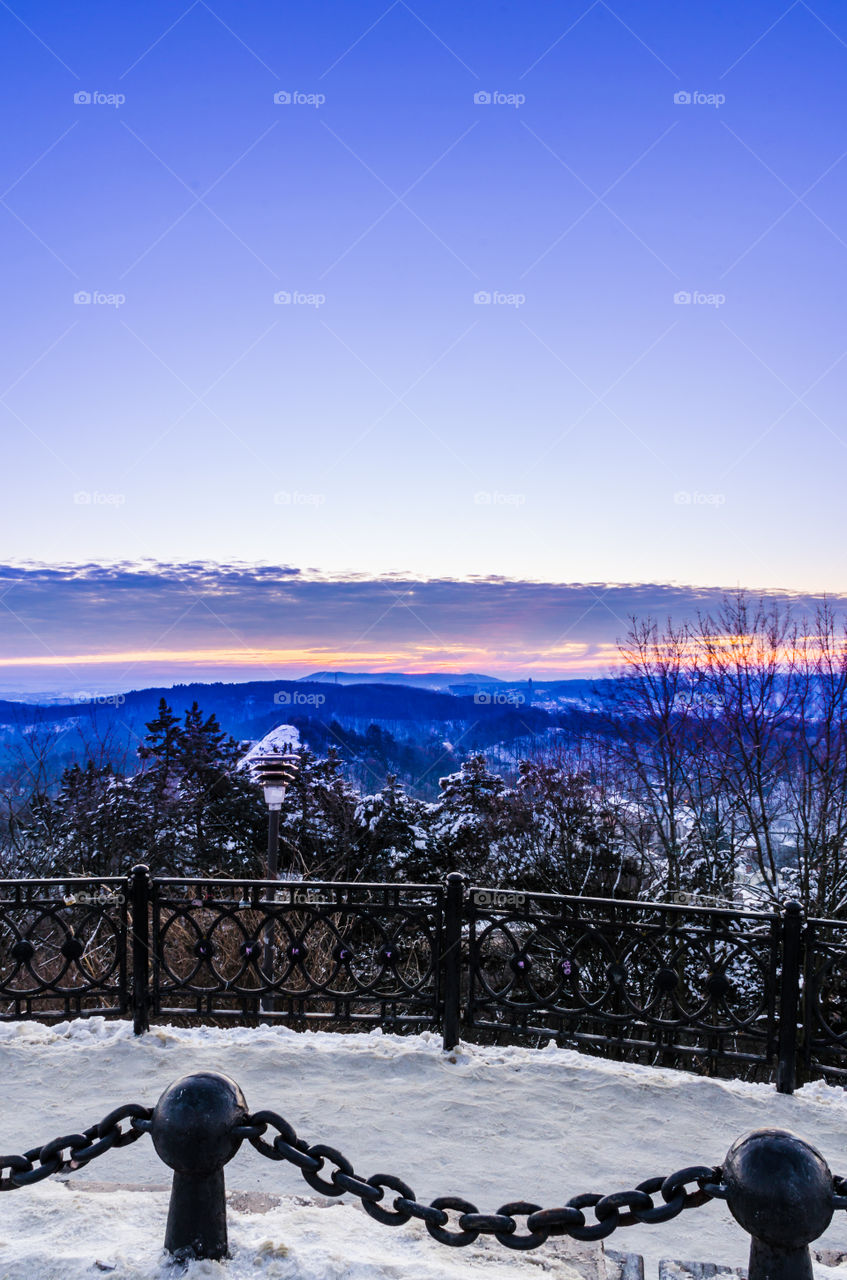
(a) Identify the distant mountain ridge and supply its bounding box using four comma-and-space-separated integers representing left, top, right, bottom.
302, 671, 504, 692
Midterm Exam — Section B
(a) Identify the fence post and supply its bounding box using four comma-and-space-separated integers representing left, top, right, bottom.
151, 1071, 248, 1261
130, 864, 150, 1035
776, 901, 803, 1095
723, 1128, 833, 1280
442, 873, 464, 1051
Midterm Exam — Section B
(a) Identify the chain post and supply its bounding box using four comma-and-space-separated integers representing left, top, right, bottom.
151, 1072, 248, 1262
442, 873, 464, 1051
776, 901, 803, 1094
19, 1088, 847, 1271
130, 864, 150, 1036
724, 1128, 833, 1280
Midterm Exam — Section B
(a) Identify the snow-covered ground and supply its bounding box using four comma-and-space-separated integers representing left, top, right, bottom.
0, 1019, 846, 1278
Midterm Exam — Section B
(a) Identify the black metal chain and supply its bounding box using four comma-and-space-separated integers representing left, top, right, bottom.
832, 1177, 847, 1210
236, 1111, 730, 1249
9, 1095, 847, 1253
0, 1104, 152, 1191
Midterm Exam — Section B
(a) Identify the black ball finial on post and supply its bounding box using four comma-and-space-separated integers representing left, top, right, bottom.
724, 1128, 834, 1280
151, 1071, 249, 1261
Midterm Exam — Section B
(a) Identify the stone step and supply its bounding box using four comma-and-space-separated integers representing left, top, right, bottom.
606, 1249, 645, 1280
655, 1253, 845, 1279
658, 1263, 745, 1280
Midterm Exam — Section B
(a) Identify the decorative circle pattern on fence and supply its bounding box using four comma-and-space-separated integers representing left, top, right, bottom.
1, 869, 846, 1090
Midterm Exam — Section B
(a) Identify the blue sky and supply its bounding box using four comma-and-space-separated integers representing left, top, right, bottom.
1, 2, 846, 690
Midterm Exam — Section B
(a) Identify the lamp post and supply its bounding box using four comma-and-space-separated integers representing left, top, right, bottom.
249, 748, 299, 1011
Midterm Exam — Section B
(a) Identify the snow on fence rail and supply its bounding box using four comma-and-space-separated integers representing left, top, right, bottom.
0, 866, 846, 1092
0, 1067, 843, 1279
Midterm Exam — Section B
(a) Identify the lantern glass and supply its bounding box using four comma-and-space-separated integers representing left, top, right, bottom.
263, 783, 287, 809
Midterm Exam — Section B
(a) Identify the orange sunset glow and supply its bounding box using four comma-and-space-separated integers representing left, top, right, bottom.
0, 641, 619, 677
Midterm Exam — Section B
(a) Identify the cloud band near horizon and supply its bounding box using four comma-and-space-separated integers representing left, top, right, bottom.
0, 562, 842, 695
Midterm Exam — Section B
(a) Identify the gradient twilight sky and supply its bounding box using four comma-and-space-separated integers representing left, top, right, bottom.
1, 1, 847, 692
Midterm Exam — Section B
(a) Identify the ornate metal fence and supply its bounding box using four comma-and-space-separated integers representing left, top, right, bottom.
148, 875, 443, 1029
2, 865, 847, 1091
803, 913, 847, 1082
463, 886, 780, 1077
0, 875, 128, 1020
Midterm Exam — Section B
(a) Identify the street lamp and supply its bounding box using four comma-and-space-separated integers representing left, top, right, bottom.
249, 747, 299, 1012
250, 748, 299, 882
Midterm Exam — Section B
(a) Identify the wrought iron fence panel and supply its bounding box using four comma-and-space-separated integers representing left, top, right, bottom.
803, 915, 847, 1081
0, 876, 128, 1020
464, 887, 780, 1075
150, 877, 443, 1027
2, 867, 847, 1091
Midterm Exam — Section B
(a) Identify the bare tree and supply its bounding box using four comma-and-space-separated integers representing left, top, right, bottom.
695, 593, 798, 905
782, 602, 847, 914
600, 617, 698, 896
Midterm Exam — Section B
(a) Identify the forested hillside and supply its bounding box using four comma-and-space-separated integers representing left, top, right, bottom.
4, 595, 847, 919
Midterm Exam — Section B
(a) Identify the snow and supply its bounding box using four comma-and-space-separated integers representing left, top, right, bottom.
0, 1019, 846, 1278
240, 724, 301, 766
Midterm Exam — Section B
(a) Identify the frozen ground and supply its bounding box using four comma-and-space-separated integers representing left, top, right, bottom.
0, 1019, 846, 1278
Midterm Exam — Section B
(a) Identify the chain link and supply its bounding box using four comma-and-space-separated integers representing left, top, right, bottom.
243, 1110, 729, 1251
13, 1094, 847, 1254
0, 1104, 152, 1191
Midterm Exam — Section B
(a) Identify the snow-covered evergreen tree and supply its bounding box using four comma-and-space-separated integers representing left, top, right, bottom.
277, 747, 362, 879
429, 755, 505, 877
17, 762, 146, 876
500, 759, 636, 896
355, 773, 431, 879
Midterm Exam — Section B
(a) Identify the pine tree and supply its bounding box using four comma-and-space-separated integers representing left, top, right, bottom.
134, 699, 266, 876
135, 699, 183, 869
355, 773, 430, 879
27, 761, 145, 876
172, 703, 264, 875
502, 760, 632, 896
278, 747, 362, 879
429, 755, 505, 877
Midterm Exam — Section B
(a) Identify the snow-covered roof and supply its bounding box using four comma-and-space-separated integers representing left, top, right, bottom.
239, 723, 301, 769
